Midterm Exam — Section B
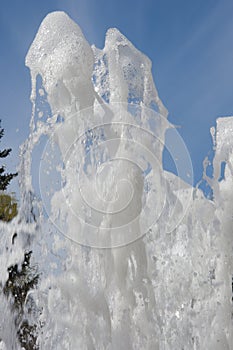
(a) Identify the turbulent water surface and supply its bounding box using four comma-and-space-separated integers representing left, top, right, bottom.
0, 11, 232, 350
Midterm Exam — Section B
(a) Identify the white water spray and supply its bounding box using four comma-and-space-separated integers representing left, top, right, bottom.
0, 11, 232, 349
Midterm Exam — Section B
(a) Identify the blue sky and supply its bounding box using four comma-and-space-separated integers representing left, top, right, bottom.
0, 0, 233, 194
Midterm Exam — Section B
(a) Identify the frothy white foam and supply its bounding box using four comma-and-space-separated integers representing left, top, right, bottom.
0, 11, 232, 349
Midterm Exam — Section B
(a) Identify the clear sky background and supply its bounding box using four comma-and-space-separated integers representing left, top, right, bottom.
0, 0, 233, 195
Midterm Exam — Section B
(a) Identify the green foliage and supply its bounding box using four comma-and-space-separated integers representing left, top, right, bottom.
0, 121, 17, 191
3, 252, 39, 350
18, 322, 38, 350
0, 168, 18, 191
0, 120, 39, 349
4, 252, 39, 309
0, 193, 18, 222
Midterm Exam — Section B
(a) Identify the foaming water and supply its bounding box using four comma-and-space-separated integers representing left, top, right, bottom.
0, 11, 232, 349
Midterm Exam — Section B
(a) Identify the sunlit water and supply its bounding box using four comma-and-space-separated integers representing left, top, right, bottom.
0, 12, 232, 350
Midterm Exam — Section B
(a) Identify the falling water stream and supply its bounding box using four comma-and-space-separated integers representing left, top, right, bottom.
0, 12, 232, 350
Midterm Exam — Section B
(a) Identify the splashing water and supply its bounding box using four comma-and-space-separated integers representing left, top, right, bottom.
0, 11, 232, 349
